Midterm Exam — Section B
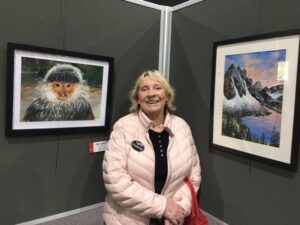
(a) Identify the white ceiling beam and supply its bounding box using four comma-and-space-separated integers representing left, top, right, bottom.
171, 0, 205, 12
124, 0, 164, 10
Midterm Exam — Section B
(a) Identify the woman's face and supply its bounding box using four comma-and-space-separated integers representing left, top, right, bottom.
137, 76, 168, 117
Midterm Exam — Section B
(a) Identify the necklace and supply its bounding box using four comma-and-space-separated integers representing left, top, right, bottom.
150, 115, 165, 129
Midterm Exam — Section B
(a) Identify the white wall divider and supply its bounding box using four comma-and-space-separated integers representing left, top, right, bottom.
159, 6, 172, 80
124, 0, 204, 79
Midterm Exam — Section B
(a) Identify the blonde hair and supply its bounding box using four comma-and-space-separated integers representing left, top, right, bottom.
129, 70, 176, 113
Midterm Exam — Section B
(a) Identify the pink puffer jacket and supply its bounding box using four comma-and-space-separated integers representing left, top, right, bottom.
102, 110, 201, 225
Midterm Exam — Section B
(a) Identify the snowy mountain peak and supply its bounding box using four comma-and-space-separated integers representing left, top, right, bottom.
223, 64, 271, 117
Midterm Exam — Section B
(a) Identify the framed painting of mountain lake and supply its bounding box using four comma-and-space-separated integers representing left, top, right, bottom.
209, 30, 300, 170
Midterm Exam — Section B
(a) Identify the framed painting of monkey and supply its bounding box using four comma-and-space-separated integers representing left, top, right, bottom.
6, 42, 114, 136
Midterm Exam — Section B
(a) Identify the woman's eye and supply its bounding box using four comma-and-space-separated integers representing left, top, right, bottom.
55, 83, 61, 87
65, 83, 71, 88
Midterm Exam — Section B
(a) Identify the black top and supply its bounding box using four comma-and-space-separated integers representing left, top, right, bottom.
148, 129, 169, 194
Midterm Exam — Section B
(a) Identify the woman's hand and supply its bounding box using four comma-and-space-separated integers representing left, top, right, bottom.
163, 197, 185, 225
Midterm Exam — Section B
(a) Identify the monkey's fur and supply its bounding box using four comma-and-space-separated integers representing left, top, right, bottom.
23, 64, 95, 121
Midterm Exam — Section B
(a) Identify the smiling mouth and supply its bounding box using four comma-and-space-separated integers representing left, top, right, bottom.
145, 99, 160, 104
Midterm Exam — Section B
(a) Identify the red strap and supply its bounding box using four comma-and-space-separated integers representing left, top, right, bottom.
184, 177, 208, 225
184, 177, 198, 217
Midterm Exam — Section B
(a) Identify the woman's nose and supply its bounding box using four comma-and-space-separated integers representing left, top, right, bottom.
147, 88, 156, 96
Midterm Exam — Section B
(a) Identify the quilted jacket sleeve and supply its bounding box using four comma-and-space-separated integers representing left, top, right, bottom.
174, 124, 201, 216
102, 122, 167, 218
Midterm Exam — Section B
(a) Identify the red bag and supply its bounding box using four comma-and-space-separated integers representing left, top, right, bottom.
184, 177, 208, 225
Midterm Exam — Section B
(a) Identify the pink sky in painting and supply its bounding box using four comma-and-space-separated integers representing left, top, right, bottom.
244, 56, 284, 87
225, 50, 286, 88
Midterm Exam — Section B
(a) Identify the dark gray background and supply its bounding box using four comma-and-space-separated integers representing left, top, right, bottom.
0, 0, 300, 225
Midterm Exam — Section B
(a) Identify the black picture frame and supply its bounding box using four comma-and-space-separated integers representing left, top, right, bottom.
209, 29, 300, 170
6, 42, 114, 136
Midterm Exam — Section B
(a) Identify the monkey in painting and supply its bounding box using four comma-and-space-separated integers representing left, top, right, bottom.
23, 64, 95, 121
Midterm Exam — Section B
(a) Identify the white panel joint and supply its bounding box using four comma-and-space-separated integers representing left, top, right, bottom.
124, 0, 205, 80
159, 7, 172, 80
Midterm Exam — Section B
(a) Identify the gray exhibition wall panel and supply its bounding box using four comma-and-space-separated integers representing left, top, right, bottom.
0, 0, 160, 224
171, 0, 300, 225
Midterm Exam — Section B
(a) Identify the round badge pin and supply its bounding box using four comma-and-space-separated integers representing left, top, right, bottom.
131, 140, 145, 152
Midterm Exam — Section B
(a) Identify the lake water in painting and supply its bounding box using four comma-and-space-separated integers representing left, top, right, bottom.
242, 109, 281, 145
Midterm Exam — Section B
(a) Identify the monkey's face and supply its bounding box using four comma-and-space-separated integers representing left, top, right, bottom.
50, 82, 79, 101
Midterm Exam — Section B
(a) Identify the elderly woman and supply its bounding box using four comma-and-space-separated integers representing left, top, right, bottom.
102, 70, 201, 225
